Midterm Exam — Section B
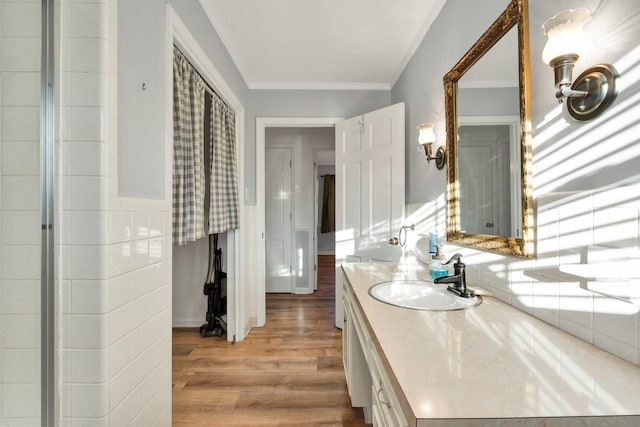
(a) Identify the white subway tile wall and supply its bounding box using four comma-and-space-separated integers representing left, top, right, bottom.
57, 0, 172, 425
410, 186, 640, 368
0, 0, 42, 424
477, 189, 640, 365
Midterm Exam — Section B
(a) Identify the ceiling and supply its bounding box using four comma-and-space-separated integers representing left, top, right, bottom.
199, 0, 447, 90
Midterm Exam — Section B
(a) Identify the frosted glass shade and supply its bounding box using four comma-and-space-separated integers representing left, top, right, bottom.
417, 123, 436, 145
541, 8, 590, 65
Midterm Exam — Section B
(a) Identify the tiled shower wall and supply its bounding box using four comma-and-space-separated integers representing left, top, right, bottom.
0, 0, 42, 424
59, 0, 171, 425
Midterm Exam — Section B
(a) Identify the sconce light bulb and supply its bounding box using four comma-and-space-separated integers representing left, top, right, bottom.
541, 8, 590, 65
417, 123, 436, 145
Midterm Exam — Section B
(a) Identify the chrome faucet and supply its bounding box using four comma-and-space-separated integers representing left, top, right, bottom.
433, 253, 475, 298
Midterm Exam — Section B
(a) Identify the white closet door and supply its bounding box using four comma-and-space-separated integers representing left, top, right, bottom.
265, 148, 293, 293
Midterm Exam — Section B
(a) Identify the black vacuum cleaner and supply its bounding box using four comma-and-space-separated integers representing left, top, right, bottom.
200, 233, 227, 337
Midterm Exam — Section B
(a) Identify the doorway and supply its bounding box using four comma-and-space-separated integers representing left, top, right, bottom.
256, 118, 341, 326
264, 127, 335, 296
315, 163, 336, 261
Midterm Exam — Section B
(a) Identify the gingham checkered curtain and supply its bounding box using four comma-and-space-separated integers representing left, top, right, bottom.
208, 96, 239, 233
172, 48, 207, 245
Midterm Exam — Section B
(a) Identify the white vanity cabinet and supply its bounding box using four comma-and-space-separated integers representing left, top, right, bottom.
340, 267, 372, 421
339, 267, 408, 427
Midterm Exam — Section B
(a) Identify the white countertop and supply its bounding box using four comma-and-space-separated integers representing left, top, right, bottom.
341, 261, 640, 423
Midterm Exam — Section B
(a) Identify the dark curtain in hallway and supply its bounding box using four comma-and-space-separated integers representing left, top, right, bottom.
321, 174, 335, 233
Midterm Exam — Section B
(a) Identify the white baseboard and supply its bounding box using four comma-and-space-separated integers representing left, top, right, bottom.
172, 319, 203, 328
317, 251, 335, 256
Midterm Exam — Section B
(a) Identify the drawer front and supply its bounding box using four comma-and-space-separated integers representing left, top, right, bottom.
369, 344, 408, 427
371, 396, 387, 427
350, 298, 370, 355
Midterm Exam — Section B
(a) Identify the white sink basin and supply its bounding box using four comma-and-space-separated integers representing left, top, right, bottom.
368, 280, 482, 311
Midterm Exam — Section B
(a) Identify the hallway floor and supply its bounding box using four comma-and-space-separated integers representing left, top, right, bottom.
172, 255, 368, 426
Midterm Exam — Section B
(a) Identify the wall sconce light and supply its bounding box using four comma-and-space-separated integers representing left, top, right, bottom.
417, 123, 445, 169
542, 8, 619, 121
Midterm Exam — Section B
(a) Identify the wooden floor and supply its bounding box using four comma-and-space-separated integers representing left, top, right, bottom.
172, 255, 368, 426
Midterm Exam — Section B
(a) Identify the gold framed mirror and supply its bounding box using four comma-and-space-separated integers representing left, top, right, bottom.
443, 0, 533, 257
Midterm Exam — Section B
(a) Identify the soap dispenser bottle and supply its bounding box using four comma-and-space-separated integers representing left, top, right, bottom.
428, 232, 439, 258
429, 246, 448, 279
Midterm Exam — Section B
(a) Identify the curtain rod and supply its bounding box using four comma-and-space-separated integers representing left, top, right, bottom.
173, 45, 232, 111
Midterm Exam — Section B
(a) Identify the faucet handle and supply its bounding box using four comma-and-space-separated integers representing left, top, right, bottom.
444, 253, 463, 265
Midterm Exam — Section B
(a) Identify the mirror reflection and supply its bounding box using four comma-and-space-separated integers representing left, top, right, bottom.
458, 120, 521, 238
456, 27, 521, 238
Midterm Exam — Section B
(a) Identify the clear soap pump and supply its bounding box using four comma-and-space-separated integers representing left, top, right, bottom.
429, 246, 448, 280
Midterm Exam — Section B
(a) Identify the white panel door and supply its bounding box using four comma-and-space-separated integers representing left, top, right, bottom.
265, 148, 293, 293
458, 123, 513, 236
335, 103, 405, 264
459, 145, 495, 234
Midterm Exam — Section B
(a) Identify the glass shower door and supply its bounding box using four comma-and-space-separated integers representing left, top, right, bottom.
1, 0, 53, 425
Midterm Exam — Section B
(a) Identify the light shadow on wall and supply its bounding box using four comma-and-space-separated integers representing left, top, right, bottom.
533, 44, 640, 196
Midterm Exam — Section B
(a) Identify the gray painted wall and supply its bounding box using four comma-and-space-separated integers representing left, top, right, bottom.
246, 89, 390, 204
117, 0, 250, 199
119, 0, 640, 205
393, 0, 640, 202
392, 0, 513, 203
457, 87, 519, 117
117, 0, 390, 204
118, 0, 166, 199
